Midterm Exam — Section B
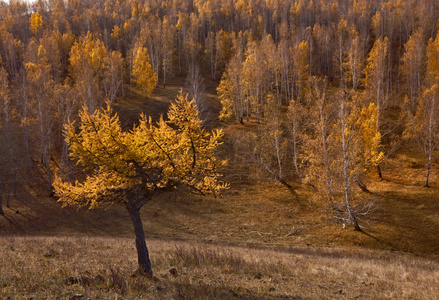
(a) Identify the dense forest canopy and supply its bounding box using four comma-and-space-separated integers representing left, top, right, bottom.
1, 0, 439, 227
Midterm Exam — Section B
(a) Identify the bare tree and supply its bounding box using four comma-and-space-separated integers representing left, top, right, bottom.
186, 64, 210, 126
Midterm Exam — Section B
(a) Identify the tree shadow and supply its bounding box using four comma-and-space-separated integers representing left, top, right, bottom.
357, 188, 439, 256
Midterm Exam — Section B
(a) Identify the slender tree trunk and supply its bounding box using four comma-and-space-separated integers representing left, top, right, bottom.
425, 157, 432, 188
341, 98, 361, 231
0, 185, 3, 215
126, 202, 153, 276
377, 164, 383, 180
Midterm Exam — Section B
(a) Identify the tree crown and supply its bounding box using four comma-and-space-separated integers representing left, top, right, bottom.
54, 92, 228, 209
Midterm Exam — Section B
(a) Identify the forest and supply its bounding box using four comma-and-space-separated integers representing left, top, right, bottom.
1, 0, 439, 225
1, 0, 439, 298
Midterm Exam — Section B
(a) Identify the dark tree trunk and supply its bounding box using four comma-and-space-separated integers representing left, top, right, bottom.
377, 164, 383, 180
357, 180, 370, 193
0, 185, 4, 215
425, 159, 432, 188
126, 203, 153, 276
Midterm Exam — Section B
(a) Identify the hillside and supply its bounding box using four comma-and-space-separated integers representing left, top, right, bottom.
1, 79, 438, 256
1, 76, 438, 298
2, 0, 439, 296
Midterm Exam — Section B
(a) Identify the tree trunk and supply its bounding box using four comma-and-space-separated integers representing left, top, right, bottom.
0, 185, 3, 215
425, 158, 432, 188
376, 164, 383, 180
126, 203, 153, 276
357, 180, 370, 193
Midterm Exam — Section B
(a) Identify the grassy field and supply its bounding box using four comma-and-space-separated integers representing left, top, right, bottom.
1, 80, 439, 299
1, 236, 438, 299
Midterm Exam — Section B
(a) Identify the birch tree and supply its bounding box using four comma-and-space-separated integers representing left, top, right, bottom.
404, 84, 439, 187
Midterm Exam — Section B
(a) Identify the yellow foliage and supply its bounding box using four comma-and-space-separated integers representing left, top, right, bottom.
132, 47, 157, 97
363, 36, 388, 89
426, 37, 439, 81
54, 91, 228, 209
355, 102, 385, 172
217, 71, 235, 121
29, 12, 43, 35
69, 32, 107, 75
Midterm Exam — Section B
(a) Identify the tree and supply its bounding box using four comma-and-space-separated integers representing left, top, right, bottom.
347, 29, 364, 90
102, 50, 123, 105
233, 96, 297, 197
338, 91, 362, 231
404, 84, 439, 187
363, 36, 389, 179
69, 32, 107, 112
186, 65, 209, 126
355, 102, 385, 180
132, 46, 157, 98
363, 36, 389, 130
218, 51, 245, 123
401, 29, 425, 111
29, 12, 43, 36
292, 40, 309, 103
54, 92, 228, 276
336, 92, 383, 230
25, 44, 56, 193
161, 16, 174, 87
287, 98, 307, 179
302, 76, 338, 202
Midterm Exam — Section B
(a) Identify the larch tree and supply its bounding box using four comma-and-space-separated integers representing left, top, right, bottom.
355, 102, 385, 180
54, 81, 78, 182
363, 36, 389, 130
54, 92, 228, 276
132, 46, 157, 98
218, 51, 245, 123
69, 32, 108, 112
293, 40, 309, 103
29, 12, 43, 36
363, 36, 389, 179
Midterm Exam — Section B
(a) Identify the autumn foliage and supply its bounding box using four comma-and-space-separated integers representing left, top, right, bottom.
54, 92, 228, 274
1, 0, 439, 233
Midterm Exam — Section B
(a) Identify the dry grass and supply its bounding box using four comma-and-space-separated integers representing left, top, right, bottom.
1, 236, 438, 299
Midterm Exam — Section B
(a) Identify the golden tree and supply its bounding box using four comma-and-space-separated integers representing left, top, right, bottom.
293, 40, 309, 103
132, 46, 157, 97
29, 12, 43, 36
363, 36, 389, 129
69, 32, 108, 112
355, 102, 385, 178
54, 92, 228, 276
